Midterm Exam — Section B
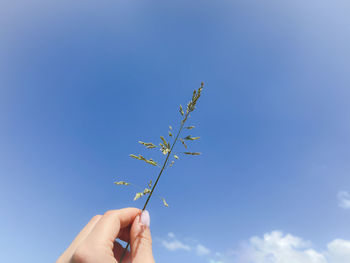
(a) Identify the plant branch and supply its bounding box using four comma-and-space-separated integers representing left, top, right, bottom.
119, 114, 188, 263
119, 82, 203, 263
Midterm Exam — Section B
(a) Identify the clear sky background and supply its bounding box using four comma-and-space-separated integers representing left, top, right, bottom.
1, 1, 350, 262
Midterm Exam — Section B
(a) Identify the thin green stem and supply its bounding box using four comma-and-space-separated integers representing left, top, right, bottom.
119, 114, 188, 263
141, 119, 186, 211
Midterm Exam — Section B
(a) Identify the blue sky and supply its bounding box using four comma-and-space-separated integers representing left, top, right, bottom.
1, 1, 350, 262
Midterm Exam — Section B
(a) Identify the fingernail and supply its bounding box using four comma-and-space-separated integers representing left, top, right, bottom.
140, 210, 150, 227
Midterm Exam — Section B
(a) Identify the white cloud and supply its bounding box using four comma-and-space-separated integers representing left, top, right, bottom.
161, 239, 191, 251
160, 232, 191, 251
327, 239, 350, 263
159, 231, 350, 263
228, 231, 350, 263
338, 191, 350, 209
196, 244, 211, 256
232, 231, 327, 263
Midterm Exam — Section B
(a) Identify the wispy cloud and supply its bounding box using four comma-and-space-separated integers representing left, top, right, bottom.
168, 232, 175, 238
161, 239, 191, 251
158, 232, 217, 262
196, 244, 211, 256
338, 191, 350, 209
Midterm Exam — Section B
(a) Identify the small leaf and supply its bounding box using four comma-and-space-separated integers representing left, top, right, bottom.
186, 84, 203, 113
160, 136, 169, 148
139, 155, 147, 161
146, 158, 158, 166
143, 188, 151, 195
179, 105, 184, 116
162, 149, 170, 155
162, 198, 169, 207
130, 154, 141, 160
169, 160, 175, 167
159, 143, 170, 155
168, 131, 173, 137
186, 126, 195, 129
186, 102, 191, 114
114, 181, 130, 186
174, 155, 179, 159
148, 145, 156, 149
192, 90, 197, 100
134, 192, 143, 201
184, 152, 201, 155
160, 136, 170, 155
130, 154, 158, 166
180, 138, 188, 149
169, 125, 172, 130
183, 135, 200, 141
138, 141, 157, 149
148, 180, 152, 188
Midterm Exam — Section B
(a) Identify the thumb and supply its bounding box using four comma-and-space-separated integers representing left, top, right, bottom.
130, 210, 155, 263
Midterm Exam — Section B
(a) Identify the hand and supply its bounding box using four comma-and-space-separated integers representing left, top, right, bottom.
56, 208, 154, 263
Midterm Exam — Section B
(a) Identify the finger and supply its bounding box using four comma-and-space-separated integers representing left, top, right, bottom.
69, 215, 103, 249
130, 210, 155, 263
117, 226, 131, 242
113, 241, 131, 263
56, 215, 102, 263
85, 208, 140, 245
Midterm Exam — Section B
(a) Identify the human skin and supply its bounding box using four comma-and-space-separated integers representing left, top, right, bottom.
56, 208, 155, 263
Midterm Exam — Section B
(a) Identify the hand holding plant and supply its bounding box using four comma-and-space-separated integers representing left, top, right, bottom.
115, 82, 204, 262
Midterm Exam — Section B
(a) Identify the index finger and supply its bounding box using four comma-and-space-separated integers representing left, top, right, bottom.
85, 208, 141, 245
